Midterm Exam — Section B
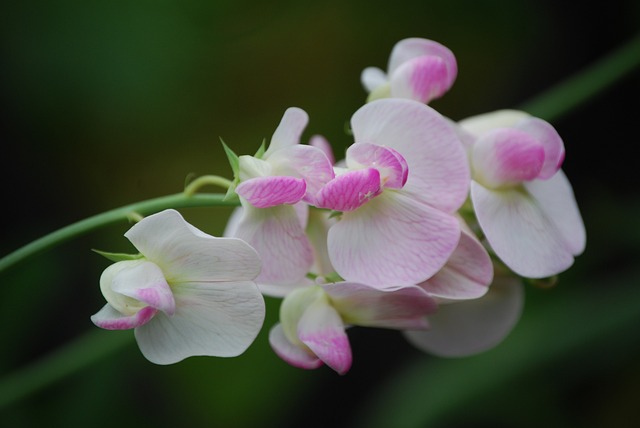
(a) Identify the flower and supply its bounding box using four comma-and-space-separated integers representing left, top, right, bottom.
314, 98, 470, 287
459, 110, 586, 278
227, 107, 334, 291
269, 281, 437, 374
361, 37, 457, 104
91, 209, 265, 365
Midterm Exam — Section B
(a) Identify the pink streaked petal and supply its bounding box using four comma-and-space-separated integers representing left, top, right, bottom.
126, 209, 261, 284
391, 56, 450, 103
314, 168, 381, 212
361, 66, 388, 92
298, 298, 352, 375
458, 110, 530, 139
110, 260, 175, 315
419, 224, 492, 301
264, 107, 309, 157
91, 303, 157, 330
135, 280, 265, 364
232, 203, 313, 286
351, 99, 469, 212
309, 134, 336, 166
515, 117, 565, 179
404, 276, 524, 357
472, 129, 545, 188
388, 38, 457, 90
269, 323, 323, 370
471, 181, 575, 278
328, 191, 461, 287
236, 176, 306, 208
267, 145, 335, 202
346, 143, 408, 189
525, 170, 586, 256
323, 282, 435, 330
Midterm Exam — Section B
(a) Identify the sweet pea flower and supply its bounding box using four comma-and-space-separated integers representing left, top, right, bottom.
404, 275, 524, 357
314, 99, 470, 287
269, 281, 437, 374
459, 110, 586, 278
228, 107, 334, 290
91, 209, 265, 365
361, 38, 457, 104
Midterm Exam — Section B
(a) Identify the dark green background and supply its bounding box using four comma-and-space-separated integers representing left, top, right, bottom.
2, 1, 639, 427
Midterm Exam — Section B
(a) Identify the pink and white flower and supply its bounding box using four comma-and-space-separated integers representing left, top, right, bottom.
459, 110, 586, 278
361, 38, 457, 104
229, 108, 334, 290
314, 99, 470, 287
91, 209, 265, 365
269, 281, 436, 374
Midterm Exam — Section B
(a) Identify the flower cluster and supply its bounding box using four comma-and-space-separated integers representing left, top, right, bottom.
92, 38, 585, 372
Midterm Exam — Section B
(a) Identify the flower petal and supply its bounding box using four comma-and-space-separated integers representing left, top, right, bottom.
387, 38, 457, 90
107, 260, 175, 315
232, 203, 313, 288
347, 143, 408, 189
135, 280, 265, 364
404, 276, 524, 357
458, 109, 530, 138
297, 297, 352, 375
351, 99, 469, 212
419, 224, 492, 301
269, 323, 323, 370
236, 176, 306, 208
266, 144, 335, 202
328, 191, 460, 287
314, 168, 381, 212
361, 66, 388, 92
264, 107, 309, 157
390, 56, 451, 103
524, 170, 586, 256
471, 181, 576, 278
472, 128, 545, 189
125, 209, 261, 284
91, 303, 157, 330
323, 282, 435, 329
515, 117, 565, 179
309, 134, 336, 166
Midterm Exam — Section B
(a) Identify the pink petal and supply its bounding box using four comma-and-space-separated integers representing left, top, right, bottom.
125, 209, 261, 284
515, 117, 565, 179
297, 298, 352, 375
387, 38, 457, 91
390, 56, 451, 103
419, 224, 492, 301
472, 128, 545, 188
322, 282, 435, 329
135, 280, 265, 364
232, 203, 314, 286
264, 107, 309, 157
350, 99, 469, 212
328, 191, 460, 287
525, 170, 586, 256
314, 168, 381, 212
347, 143, 408, 189
236, 176, 306, 208
91, 304, 157, 330
471, 181, 576, 278
266, 144, 335, 202
404, 276, 524, 357
269, 323, 324, 370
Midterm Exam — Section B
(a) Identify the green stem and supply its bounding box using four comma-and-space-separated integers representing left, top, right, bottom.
519, 32, 640, 121
184, 175, 233, 196
0, 192, 238, 275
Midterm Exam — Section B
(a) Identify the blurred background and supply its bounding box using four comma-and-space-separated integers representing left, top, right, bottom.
1, 1, 639, 427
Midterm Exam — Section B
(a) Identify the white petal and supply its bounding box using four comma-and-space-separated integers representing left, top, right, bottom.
109, 260, 175, 315
328, 191, 460, 287
264, 107, 309, 157
351, 99, 469, 212
404, 276, 524, 357
458, 109, 530, 139
135, 280, 265, 364
125, 209, 261, 284
361, 66, 388, 92
471, 181, 575, 278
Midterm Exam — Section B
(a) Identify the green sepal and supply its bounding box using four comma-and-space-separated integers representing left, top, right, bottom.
253, 138, 267, 159
92, 249, 144, 262
220, 138, 241, 201
328, 210, 343, 219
